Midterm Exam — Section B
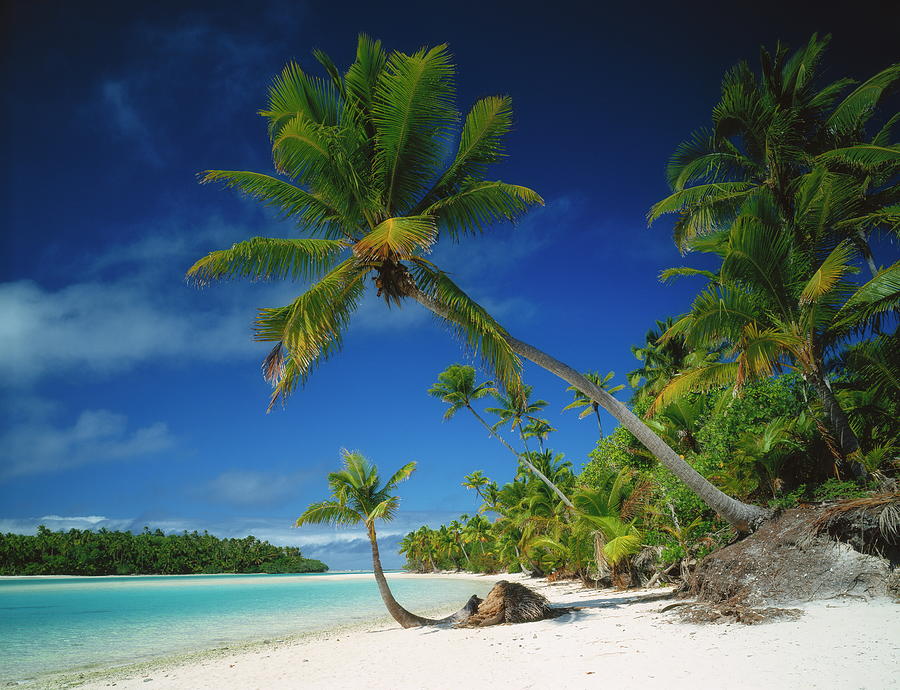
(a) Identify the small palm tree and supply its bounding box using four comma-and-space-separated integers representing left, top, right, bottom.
562, 371, 624, 438
521, 418, 556, 450
572, 469, 651, 586
431, 367, 573, 508
296, 450, 433, 628
486, 385, 548, 437
461, 470, 490, 501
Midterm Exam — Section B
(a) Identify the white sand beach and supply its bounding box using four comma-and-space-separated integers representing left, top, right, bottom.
59, 572, 898, 690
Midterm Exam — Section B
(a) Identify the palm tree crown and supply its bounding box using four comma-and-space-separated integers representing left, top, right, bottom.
297, 449, 416, 530
427, 364, 496, 420
187, 36, 542, 408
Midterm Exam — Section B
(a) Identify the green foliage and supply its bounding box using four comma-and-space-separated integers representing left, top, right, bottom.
0, 527, 327, 576
696, 376, 806, 488
812, 479, 873, 502
767, 485, 807, 511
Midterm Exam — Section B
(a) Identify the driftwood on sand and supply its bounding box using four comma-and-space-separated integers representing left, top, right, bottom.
455, 580, 572, 628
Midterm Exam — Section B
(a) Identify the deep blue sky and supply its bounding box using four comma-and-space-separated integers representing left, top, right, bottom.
2, 0, 898, 568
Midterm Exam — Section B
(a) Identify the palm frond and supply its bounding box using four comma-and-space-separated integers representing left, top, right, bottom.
817, 144, 900, 171
832, 261, 900, 334
663, 287, 761, 349
271, 114, 334, 184
256, 259, 366, 408
199, 171, 343, 235
872, 113, 900, 147
344, 34, 388, 123
186, 237, 345, 285
666, 129, 757, 190
649, 361, 740, 414
373, 44, 457, 213
647, 182, 756, 224
826, 63, 900, 135
658, 267, 718, 284
384, 461, 417, 491
353, 215, 437, 260
603, 534, 641, 566
367, 496, 401, 523
431, 95, 513, 192
411, 265, 523, 396
296, 500, 363, 527
260, 61, 342, 139
423, 180, 543, 239
799, 241, 856, 304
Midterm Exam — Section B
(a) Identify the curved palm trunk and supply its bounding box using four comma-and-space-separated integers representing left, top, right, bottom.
505, 335, 771, 530
593, 405, 604, 439
807, 370, 866, 479
856, 229, 879, 278
410, 285, 769, 531
366, 524, 478, 628
466, 405, 574, 509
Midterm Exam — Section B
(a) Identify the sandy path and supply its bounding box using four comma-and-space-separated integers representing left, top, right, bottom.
63, 573, 898, 690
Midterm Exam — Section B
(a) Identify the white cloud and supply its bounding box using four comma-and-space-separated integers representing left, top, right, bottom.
0, 279, 260, 384
203, 470, 318, 507
0, 408, 175, 480
101, 80, 163, 167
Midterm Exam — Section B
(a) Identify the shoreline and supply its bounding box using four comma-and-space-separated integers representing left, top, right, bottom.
14, 572, 507, 689
27, 573, 900, 689
0, 570, 379, 580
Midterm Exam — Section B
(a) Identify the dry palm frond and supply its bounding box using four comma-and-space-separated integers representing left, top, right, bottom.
812, 492, 900, 542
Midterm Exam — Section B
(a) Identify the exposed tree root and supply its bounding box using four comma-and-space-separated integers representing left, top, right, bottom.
681, 501, 898, 607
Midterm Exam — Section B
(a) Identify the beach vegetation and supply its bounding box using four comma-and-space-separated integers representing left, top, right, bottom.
0, 527, 327, 576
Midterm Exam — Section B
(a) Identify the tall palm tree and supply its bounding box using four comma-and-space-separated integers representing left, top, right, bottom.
189, 36, 769, 530
297, 450, 449, 628
562, 371, 624, 438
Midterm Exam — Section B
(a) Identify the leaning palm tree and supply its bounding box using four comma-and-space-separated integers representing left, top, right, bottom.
562, 371, 624, 438
296, 449, 474, 628
189, 36, 769, 530
431, 366, 573, 508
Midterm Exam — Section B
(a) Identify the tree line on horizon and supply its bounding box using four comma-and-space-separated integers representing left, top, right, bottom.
0, 526, 328, 576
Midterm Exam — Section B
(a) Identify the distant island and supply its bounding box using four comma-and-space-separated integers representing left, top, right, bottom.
0, 526, 328, 576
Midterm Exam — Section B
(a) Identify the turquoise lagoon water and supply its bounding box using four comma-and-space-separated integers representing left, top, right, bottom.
0, 573, 491, 682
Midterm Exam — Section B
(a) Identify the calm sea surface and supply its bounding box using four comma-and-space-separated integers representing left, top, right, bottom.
0, 573, 491, 682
